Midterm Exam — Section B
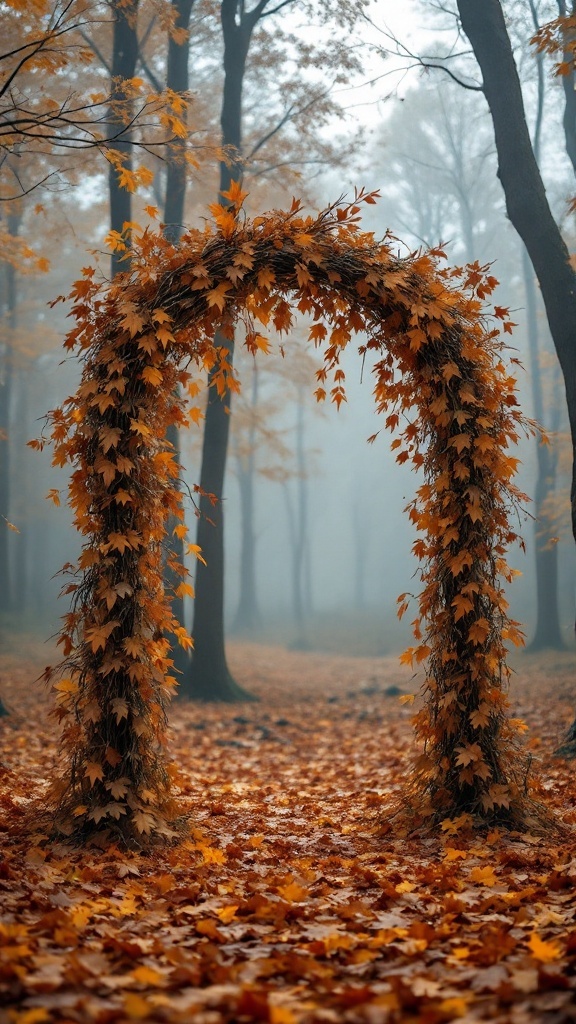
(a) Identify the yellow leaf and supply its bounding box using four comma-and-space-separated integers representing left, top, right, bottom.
53, 678, 79, 694
395, 880, 416, 893
45, 488, 60, 506
216, 904, 239, 923
469, 865, 498, 887
398, 694, 415, 705
186, 543, 207, 565
528, 932, 563, 962
444, 847, 468, 861
197, 844, 226, 865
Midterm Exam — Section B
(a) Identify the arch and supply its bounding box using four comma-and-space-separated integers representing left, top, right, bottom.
43, 191, 539, 843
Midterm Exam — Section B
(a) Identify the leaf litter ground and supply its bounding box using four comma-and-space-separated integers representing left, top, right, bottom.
0, 641, 575, 1024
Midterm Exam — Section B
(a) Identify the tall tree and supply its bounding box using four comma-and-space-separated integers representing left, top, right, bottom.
0, 209, 19, 618
107, 0, 139, 278
182, 0, 289, 702
183, 0, 365, 700
454, 0, 576, 750
231, 362, 261, 634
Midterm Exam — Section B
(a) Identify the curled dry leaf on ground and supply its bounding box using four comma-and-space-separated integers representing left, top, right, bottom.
0, 641, 575, 1024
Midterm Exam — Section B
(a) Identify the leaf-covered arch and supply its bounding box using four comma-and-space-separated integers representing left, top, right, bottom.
42, 190, 540, 843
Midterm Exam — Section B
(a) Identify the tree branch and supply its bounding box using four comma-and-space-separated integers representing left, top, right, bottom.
418, 60, 483, 90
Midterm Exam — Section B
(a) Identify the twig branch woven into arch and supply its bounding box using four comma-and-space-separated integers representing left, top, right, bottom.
40, 189, 538, 843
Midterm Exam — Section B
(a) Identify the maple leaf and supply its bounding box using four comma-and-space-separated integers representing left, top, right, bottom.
469, 703, 491, 730
99, 427, 122, 453
527, 932, 563, 962
469, 865, 498, 887
455, 743, 483, 767
45, 488, 60, 506
452, 594, 474, 621
141, 366, 163, 387
106, 777, 129, 800
206, 282, 232, 311
257, 267, 275, 290
221, 180, 249, 206
467, 618, 491, 645
84, 762, 104, 786
444, 847, 468, 861
449, 433, 470, 454
133, 810, 157, 834
84, 620, 119, 652
111, 698, 129, 723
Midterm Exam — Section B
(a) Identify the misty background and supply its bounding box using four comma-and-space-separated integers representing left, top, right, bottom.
1, 0, 575, 662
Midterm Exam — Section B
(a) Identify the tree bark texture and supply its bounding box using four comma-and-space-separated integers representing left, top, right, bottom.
108, 0, 139, 278
522, 249, 564, 650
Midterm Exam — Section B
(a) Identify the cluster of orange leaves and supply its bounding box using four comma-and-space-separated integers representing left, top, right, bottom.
31, 185, 539, 842
0, 645, 575, 1023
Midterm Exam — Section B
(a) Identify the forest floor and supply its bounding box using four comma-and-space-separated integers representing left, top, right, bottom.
0, 641, 575, 1024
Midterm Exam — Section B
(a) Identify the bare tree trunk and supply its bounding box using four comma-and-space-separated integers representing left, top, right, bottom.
11, 367, 29, 619
0, 268, 12, 618
522, 249, 564, 650
108, 0, 139, 277
456, 0, 576, 752
0, 210, 19, 619
184, 0, 260, 701
0, 210, 20, 714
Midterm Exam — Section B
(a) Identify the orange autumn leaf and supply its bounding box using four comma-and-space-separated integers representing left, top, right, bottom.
528, 932, 563, 962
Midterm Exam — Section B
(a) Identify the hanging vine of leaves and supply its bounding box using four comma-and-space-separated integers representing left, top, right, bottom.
33, 185, 543, 844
